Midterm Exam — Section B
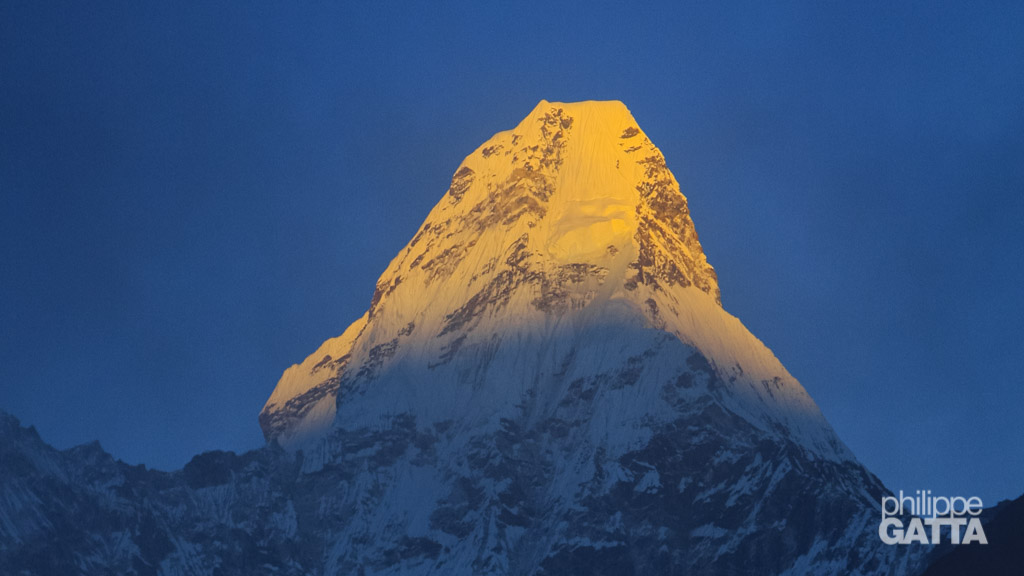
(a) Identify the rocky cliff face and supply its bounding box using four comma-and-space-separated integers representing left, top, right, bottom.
2, 101, 931, 575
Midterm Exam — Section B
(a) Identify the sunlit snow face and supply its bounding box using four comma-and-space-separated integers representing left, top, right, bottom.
545, 197, 635, 262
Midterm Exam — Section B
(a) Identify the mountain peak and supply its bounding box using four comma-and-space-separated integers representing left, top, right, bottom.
242, 102, 927, 574
521, 99, 634, 126
259, 101, 849, 467
426, 98, 719, 301
0, 101, 919, 576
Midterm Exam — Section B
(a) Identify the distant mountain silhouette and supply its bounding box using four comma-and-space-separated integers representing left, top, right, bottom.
920, 492, 1024, 576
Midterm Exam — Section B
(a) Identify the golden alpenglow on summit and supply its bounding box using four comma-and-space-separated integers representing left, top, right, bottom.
260, 100, 814, 452
247, 101, 928, 574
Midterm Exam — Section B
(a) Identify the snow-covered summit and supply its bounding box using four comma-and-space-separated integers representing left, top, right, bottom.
0, 102, 929, 576
259, 99, 850, 464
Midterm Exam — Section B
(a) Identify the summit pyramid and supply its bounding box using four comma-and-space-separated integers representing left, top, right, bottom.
251, 100, 922, 574
262, 100, 839, 458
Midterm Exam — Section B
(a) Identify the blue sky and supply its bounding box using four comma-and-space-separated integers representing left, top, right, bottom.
2, 2, 1022, 504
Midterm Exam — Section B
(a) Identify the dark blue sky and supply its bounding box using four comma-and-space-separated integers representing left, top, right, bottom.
2, 2, 1022, 504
